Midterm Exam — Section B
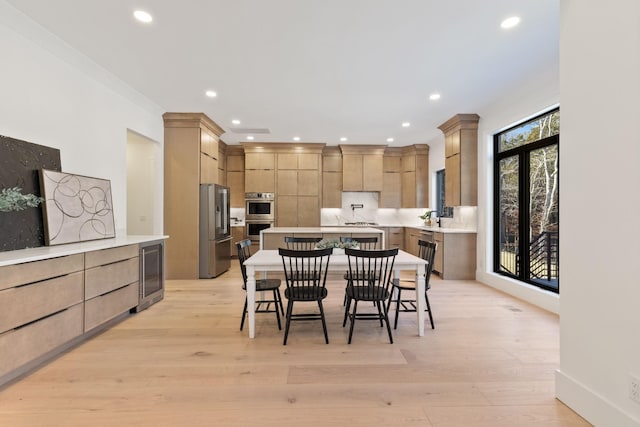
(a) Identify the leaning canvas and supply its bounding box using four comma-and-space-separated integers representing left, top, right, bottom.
39, 169, 115, 245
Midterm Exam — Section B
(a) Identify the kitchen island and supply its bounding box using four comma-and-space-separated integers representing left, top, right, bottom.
260, 227, 385, 250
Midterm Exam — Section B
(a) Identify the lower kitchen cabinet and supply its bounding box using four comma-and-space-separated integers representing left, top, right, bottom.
404, 227, 476, 280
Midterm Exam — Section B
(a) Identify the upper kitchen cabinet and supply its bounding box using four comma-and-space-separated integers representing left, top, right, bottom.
340, 145, 385, 191
438, 114, 479, 207
401, 144, 430, 208
242, 145, 275, 193
163, 112, 224, 279
218, 141, 227, 186
322, 147, 342, 208
226, 145, 245, 208
381, 148, 402, 208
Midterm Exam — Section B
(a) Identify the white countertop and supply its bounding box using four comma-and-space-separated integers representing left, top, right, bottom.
320, 224, 477, 234
0, 235, 168, 267
262, 227, 385, 234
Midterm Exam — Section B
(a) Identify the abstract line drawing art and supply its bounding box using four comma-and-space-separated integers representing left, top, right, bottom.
39, 169, 115, 245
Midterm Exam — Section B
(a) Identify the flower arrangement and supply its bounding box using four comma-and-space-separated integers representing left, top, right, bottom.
315, 238, 359, 250
0, 187, 44, 212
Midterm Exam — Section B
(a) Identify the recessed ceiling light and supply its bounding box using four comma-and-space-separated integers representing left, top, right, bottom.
246, 136, 254, 140
133, 10, 153, 23
501, 16, 520, 29
386, 138, 394, 143
293, 136, 301, 141
429, 93, 441, 100
340, 137, 347, 142
205, 90, 217, 98
231, 119, 240, 125
401, 122, 411, 128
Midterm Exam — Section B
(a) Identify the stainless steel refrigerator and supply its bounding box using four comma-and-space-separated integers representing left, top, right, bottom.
199, 184, 231, 278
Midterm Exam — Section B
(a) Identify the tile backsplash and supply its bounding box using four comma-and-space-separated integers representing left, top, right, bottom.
320, 192, 477, 230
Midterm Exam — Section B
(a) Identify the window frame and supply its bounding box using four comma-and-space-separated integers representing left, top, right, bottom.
493, 108, 560, 293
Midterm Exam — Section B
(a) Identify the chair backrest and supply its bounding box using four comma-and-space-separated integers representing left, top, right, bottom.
278, 248, 333, 298
345, 248, 398, 299
417, 239, 437, 289
340, 236, 378, 250
284, 236, 323, 250
236, 239, 252, 287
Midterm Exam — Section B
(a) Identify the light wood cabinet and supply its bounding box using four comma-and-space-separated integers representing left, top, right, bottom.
322, 147, 343, 208
434, 232, 444, 274
0, 243, 147, 385
438, 114, 479, 207
244, 150, 276, 193
381, 226, 404, 250
164, 113, 225, 279
231, 226, 245, 258
401, 145, 430, 208
434, 232, 476, 280
381, 148, 402, 208
340, 145, 385, 191
226, 146, 245, 208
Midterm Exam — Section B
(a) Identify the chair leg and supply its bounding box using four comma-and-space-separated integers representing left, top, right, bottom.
318, 300, 329, 344
376, 300, 384, 327
273, 289, 282, 330
348, 300, 358, 344
276, 289, 285, 315
393, 288, 402, 329
382, 298, 394, 344
343, 295, 352, 327
283, 299, 294, 345
425, 291, 435, 330
240, 296, 248, 331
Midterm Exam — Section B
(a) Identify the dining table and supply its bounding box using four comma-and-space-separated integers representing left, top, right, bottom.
242, 249, 429, 339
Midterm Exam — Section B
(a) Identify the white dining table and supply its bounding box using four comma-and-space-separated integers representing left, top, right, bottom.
243, 249, 428, 339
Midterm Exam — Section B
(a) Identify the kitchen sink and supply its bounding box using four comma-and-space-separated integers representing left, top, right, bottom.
343, 222, 378, 226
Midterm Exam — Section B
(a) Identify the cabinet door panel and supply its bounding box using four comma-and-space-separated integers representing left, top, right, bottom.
363, 155, 383, 191
277, 153, 298, 169
227, 171, 245, 207
297, 170, 319, 196
381, 172, 401, 208
298, 153, 319, 170
342, 154, 363, 191
277, 170, 298, 195
245, 169, 275, 193
297, 197, 319, 227
445, 154, 461, 206
276, 196, 298, 227
322, 172, 342, 208
402, 171, 416, 208
245, 152, 275, 169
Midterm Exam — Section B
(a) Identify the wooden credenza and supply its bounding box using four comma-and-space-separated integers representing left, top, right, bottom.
0, 240, 158, 386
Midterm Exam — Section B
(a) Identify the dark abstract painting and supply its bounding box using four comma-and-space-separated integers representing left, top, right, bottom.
0, 135, 61, 252
40, 169, 115, 245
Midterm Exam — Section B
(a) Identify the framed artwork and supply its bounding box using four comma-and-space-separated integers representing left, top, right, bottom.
39, 169, 115, 245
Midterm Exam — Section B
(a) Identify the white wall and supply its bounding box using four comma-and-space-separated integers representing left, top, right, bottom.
0, 1, 164, 235
556, 1, 640, 425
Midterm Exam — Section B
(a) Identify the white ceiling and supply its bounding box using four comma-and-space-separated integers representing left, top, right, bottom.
6, 0, 559, 146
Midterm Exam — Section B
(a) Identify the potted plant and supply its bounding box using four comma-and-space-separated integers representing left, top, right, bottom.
419, 210, 433, 226
315, 238, 359, 254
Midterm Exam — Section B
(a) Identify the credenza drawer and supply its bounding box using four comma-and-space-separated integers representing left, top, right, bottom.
85, 245, 139, 269
84, 282, 139, 332
0, 303, 83, 378
0, 254, 84, 291
85, 257, 139, 300
0, 271, 84, 334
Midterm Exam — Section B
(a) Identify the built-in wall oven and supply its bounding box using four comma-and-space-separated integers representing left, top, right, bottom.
245, 192, 275, 242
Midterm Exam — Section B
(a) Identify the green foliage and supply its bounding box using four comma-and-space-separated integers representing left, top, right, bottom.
419, 210, 432, 220
0, 187, 44, 212
315, 238, 359, 249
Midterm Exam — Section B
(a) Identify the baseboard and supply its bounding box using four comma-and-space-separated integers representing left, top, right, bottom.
556, 369, 640, 427
476, 270, 559, 314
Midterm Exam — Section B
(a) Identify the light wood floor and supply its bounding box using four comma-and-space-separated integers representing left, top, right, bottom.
0, 264, 590, 426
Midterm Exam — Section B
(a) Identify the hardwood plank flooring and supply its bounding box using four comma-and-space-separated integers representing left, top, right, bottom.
0, 264, 590, 426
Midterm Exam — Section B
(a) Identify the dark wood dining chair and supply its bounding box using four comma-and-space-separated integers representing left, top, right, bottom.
343, 247, 398, 344
387, 239, 437, 330
236, 239, 284, 331
284, 236, 322, 250
279, 247, 333, 345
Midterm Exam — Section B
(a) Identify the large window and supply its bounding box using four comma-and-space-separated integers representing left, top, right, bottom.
494, 109, 559, 292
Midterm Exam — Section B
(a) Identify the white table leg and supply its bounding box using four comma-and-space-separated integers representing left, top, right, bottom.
415, 265, 426, 336
246, 265, 256, 338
